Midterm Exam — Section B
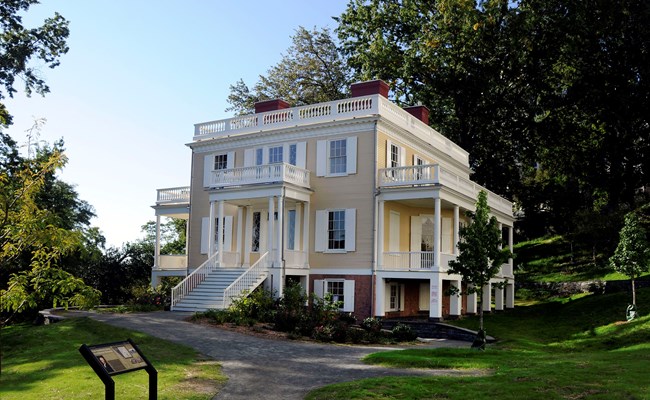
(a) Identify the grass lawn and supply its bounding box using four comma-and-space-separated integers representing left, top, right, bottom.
0, 317, 226, 400
306, 288, 650, 400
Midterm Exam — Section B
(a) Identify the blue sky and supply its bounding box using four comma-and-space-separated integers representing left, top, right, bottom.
4, 1, 349, 247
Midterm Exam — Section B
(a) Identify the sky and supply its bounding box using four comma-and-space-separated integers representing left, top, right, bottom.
4, 0, 349, 248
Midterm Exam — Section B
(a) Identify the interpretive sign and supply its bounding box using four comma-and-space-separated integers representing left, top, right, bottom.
79, 338, 157, 400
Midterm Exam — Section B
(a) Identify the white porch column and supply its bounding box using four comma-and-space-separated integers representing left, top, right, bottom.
482, 283, 492, 312
268, 196, 275, 266
295, 202, 302, 252
237, 206, 243, 266
208, 201, 216, 257
495, 286, 504, 311
377, 200, 385, 270
508, 225, 514, 276
154, 215, 161, 268
217, 200, 224, 265
498, 222, 503, 250
374, 277, 385, 317
273, 194, 284, 296
467, 284, 477, 314
453, 205, 460, 255
243, 206, 252, 267
433, 198, 441, 269
506, 283, 515, 308
429, 274, 442, 320
302, 202, 310, 268
449, 279, 462, 317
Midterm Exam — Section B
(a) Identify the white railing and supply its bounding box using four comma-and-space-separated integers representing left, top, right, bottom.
378, 164, 513, 216
156, 186, 190, 204
157, 255, 187, 270
194, 96, 376, 139
382, 252, 435, 271
222, 252, 269, 309
171, 252, 219, 308
204, 163, 310, 189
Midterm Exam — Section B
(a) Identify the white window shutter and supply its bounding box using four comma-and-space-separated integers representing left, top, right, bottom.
347, 136, 357, 174
345, 208, 356, 252
386, 140, 392, 168
316, 140, 326, 176
400, 145, 406, 167
343, 280, 355, 312
223, 215, 233, 251
296, 142, 307, 169
204, 155, 214, 188
315, 210, 327, 252
314, 279, 325, 299
227, 151, 235, 169
410, 215, 422, 251
385, 284, 391, 310
201, 217, 209, 254
244, 148, 254, 167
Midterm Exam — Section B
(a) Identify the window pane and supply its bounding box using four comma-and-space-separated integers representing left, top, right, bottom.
329, 139, 347, 174
269, 146, 283, 164
287, 210, 296, 250
252, 212, 260, 251
289, 144, 297, 166
214, 154, 228, 170
327, 281, 344, 305
328, 210, 345, 249
391, 144, 399, 168
255, 148, 263, 165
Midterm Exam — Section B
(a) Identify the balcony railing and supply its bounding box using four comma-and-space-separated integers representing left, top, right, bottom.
155, 255, 187, 270
382, 252, 436, 271
204, 163, 310, 189
156, 186, 190, 204
378, 164, 513, 216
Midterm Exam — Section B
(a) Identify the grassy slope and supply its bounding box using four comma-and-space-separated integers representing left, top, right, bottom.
307, 288, 650, 400
0, 317, 226, 400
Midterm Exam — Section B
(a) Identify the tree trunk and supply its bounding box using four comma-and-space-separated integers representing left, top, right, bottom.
632, 277, 636, 306
478, 288, 484, 331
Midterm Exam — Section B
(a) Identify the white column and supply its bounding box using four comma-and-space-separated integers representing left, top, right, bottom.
453, 205, 460, 255
273, 194, 284, 297
267, 196, 275, 266
237, 206, 243, 267
467, 284, 477, 314
449, 280, 462, 317
295, 202, 302, 252
208, 201, 216, 257
433, 198, 441, 269
217, 200, 224, 265
498, 222, 503, 250
243, 206, 252, 267
302, 202, 310, 268
482, 283, 492, 312
377, 200, 385, 270
429, 274, 442, 320
495, 286, 504, 311
508, 225, 514, 276
374, 277, 385, 317
506, 283, 515, 308
154, 215, 161, 268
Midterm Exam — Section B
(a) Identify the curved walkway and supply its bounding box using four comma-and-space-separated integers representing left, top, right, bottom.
73, 311, 473, 399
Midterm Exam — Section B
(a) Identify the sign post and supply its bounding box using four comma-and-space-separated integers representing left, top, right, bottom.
79, 339, 157, 400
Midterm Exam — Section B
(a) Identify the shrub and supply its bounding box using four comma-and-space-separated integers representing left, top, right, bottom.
229, 287, 275, 324
392, 323, 417, 342
275, 283, 308, 332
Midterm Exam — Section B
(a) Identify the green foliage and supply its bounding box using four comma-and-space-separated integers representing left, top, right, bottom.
226, 26, 350, 115
391, 323, 417, 342
228, 287, 276, 325
0, 0, 70, 126
610, 211, 650, 305
274, 282, 308, 332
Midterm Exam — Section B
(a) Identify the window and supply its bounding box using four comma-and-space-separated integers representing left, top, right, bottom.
200, 216, 233, 254
421, 216, 435, 252
314, 279, 355, 312
214, 154, 228, 170
328, 210, 345, 250
252, 212, 261, 251
268, 146, 283, 164
390, 143, 400, 168
287, 209, 296, 250
329, 139, 347, 174
414, 155, 425, 180
389, 283, 402, 311
316, 137, 357, 177
255, 148, 263, 166
289, 144, 297, 166
315, 209, 356, 252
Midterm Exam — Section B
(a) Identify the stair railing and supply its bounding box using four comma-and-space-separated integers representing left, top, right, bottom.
222, 252, 269, 309
171, 252, 219, 308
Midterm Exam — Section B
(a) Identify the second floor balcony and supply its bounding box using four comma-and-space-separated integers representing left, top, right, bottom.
204, 162, 311, 190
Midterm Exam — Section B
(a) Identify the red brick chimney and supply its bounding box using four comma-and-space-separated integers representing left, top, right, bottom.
350, 80, 390, 98
254, 99, 290, 114
404, 105, 430, 125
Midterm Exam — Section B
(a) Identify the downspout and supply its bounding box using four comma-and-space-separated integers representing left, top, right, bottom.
281, 186, 286, 284
371, 120, 378, 317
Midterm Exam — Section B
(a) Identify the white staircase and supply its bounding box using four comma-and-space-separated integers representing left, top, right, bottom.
171, 252, 269, 312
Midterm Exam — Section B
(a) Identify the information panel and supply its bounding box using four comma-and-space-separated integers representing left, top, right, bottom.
88, 341, 148, 375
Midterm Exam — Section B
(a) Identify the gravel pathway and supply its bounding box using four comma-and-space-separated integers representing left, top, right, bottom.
72, 311, 474, 399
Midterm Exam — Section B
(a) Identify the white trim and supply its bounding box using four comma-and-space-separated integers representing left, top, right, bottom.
308, 268, 373, 275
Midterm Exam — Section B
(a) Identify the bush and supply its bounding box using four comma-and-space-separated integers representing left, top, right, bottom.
275, 283, 308, 332
392, 323, 417, 342
194, 309, 231, 324
229, 287, 275, 324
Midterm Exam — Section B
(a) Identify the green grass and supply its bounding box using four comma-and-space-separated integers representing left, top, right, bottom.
0, 317, 226, 400
306, 288, 650, 400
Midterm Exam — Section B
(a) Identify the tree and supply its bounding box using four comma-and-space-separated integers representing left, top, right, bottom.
226, 26, 350, 115
447, 190, 511, 342
0, 0, 70, 126
609, 212, 650, 309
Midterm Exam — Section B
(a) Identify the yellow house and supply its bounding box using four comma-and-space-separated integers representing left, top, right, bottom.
151, 80, 515, 321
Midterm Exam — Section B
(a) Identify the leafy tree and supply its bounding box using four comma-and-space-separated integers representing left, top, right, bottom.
610, 212, 650, 307
0, 0, 70, 126
448, 190, 511, 338
226, 26, 350, 115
